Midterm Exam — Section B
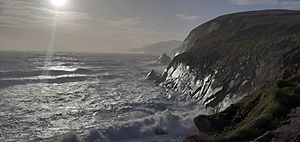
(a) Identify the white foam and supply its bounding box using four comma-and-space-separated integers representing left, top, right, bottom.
1, 53, 214, 142
95, 106, 211, 142
39, 65, 79, 72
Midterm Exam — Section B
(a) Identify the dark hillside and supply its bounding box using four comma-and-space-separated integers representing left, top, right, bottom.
158, 10, 300, 141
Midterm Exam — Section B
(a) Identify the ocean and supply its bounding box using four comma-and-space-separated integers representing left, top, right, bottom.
0, 51, 210, 142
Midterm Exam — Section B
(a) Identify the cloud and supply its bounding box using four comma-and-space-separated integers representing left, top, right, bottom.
0, 0, 186, 52
175, 13, 199, 21
230, 0, 300, 8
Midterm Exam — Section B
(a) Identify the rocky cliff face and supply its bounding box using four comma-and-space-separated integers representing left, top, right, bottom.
186, 76, 300, 141
155, 53, 171, 65
159, 10, 300, 111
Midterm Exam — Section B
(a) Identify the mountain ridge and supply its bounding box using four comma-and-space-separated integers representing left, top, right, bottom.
130, 40, 182, 56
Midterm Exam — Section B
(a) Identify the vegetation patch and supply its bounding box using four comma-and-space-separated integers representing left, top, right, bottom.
185, 76, 300, 142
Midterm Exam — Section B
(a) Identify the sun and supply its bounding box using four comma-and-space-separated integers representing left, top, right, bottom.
50, 0, 67, 7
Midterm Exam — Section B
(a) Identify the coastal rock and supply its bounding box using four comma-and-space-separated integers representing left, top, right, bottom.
253, 107, 300, 142
62, 132, 79, 142
146, 70, 160, 81
155, 53, 171, 65
193, 103, 252, 133
159, 10, 300, 111
186, 76, 300, 141
193, 115, 227, 133
161, 10, 300, 142
86, 129, 106, 142
253, 131, 273, 142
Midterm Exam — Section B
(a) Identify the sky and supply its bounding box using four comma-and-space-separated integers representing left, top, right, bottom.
0, 0, 299, 53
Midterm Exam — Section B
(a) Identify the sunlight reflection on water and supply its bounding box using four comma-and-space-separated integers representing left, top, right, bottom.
0, 52, 211, 142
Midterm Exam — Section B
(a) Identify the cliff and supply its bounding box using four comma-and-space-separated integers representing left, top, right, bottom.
155, 53, 172, 65
159, 10, 300, 111
157, 10, 300, 141
187, 77, 300, 141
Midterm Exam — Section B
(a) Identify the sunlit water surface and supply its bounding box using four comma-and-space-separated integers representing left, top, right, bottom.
0, 51, 210, 142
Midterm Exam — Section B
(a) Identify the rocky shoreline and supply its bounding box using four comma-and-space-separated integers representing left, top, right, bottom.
152, 10, 300, 142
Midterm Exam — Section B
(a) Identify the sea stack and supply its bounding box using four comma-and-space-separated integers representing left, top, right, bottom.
155, 53, 171, 65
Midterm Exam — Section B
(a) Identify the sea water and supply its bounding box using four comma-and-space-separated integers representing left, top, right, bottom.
0, 51, 210, 142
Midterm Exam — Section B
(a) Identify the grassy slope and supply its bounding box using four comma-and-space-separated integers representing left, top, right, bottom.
186, 76, 300, 142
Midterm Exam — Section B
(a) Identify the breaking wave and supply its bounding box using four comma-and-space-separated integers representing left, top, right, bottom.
0, 52, 210, 142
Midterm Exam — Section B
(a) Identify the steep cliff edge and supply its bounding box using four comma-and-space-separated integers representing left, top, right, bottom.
159, 10, 300, 112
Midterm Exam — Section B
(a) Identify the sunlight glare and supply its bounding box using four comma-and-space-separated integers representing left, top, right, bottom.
50, 0, 67, 7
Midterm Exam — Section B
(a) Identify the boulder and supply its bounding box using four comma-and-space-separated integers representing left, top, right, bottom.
62, 132, 79, 142
86, 129, 105, 142
194, 115, 227, 133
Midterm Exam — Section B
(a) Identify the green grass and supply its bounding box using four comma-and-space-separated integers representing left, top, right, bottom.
186, 76, 300, 142
223, 78, 299, 141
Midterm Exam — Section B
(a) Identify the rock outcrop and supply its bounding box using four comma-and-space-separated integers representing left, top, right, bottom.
156, 10, 300, 142
155, 53, 171, 65
158, 10, 300, 111
253, 107, 300, 142
146, 70, 160, 81
185, 76, 300, 142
